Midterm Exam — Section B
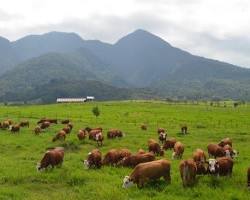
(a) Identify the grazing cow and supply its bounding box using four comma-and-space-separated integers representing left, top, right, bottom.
158, 132, 167, 144
172, 142, 184, 159
179, 159, 197, 187
62, 126, 71, 134
118, 152, 155, 167
67, 123, 73, 130
141, 124, 147, 131
34, 126, 42, 135
137, 149, 146, 154
61, 119, 70, 124
107, 129, 123, 139
193, 149, 206, 163
1, 120, 10, 129
122, 159, 171, 188
157, 128, 165, 134
95, 132, 104, 146
37, 118, 57, 124
19, 120, 29, 128
88, 129, 101, 140
52, 130, 66, 142
103, 149, 131, 166
248, 167, 250, 189
9, 125, 20, 133
77, 129, 87, 140
148, 139, 164, 156
85, 127, 102, 133
181, 125, 188, 134
207, 144, 225, 158
207, 157, 233, 176
218, 138, 232, 147
83, 149, 102, 169
163, 138, 177, 150
40, 121, 50, 129
37, 147, 64, 171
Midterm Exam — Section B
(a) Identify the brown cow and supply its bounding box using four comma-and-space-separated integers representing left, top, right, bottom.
34, 126, 42, 135
218, 138, 232, 147
95, 132, 104, 146
103, 149, 131, 166
37, 147, 64, 171
19, 120, 29, 128
9, 124, 20, 133
172, 142, 184, 159
179, 159, 197, 187
158, 132, 167, 144
193, 149, 206, 163
148, 139, 164, 156
122, 159, 171, 188
40, 121, 50, 129
157, 128, 165, 134
181, 125, 188, 134
248, 167, 250, 188
88, 129, 101, 140
52, 130, 66, 142
163, 138, 177, 150
107, 129, 123, 139
207, 144, 225, 158
77, 129, 87, 140
1, 120, 10, 129
118, 152, 155, 167
207, 157, 233, 176
196, 161, 208, 175
37, 118, 57, 124
141, 124, 147, 130
62, 126, 71, 134
61, 119, 70, 124
83, 149, 102, 169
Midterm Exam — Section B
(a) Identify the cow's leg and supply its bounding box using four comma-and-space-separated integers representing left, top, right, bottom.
163, 172, 171, 184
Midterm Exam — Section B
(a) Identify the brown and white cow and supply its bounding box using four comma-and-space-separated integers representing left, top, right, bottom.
122, 159, 171, 188
193, 149, 206, 163
218, 137, 232, 147
52, 130, 66, 142
157, 128, 165, 134
118, 152, 155, 168
148, 139, 164, 156
107, 129, 123, 139
179, 159, 197, 187
95, 132, 104, 146
223, 144, 238, 159
83, 149, 102, 169
102, 149, 131, 166
158, 132, 167, 144
163, 138, 177, 150
77, 129, 87, 140
40, 121, 50, 129
62, 126, 72, 134
9, 124, 20, 133
37, 147, 64, 171
19, 120, 29, 128
172, 142, 184, 159
207, 143, 225, 158
207, 157, 233, 176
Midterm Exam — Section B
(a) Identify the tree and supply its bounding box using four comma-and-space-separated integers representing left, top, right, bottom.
92, 106, 100, 122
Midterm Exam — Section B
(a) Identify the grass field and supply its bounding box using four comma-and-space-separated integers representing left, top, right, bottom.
0, 101, 249, 200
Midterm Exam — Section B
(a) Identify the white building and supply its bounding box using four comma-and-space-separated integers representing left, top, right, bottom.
56, 98, 86, 103
86, 96, 95, 101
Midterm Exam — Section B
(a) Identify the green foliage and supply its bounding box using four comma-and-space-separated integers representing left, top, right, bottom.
92, 106, 100, 119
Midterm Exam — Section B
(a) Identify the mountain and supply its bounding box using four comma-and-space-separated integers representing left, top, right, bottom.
1, 29, 250, 102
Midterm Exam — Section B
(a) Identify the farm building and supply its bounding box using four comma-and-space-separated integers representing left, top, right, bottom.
56, 96, 95, 103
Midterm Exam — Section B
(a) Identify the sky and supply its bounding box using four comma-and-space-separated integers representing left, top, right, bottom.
0, 0, 250, 67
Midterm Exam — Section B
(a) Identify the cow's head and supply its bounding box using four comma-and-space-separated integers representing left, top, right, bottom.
36, 162, 45, 171
122, 176, 133, 188
208, 159, 219, 174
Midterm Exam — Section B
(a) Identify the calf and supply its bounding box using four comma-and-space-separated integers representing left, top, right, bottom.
207, 157, 233, 176
218, 137, 232, 147
9, 124, 20, 133
172, 142, 184, 159
179, 159, 197, 187
148, 139, 164, 156
37, 147, 64, 171
19, 120, 29, 128
52, 130, 66, 142
77, 129, 87, 140
118, 152, 155, 168
122, 159, 171, 188
107, 129, 123, 139
163, 138, 177, 150
207, 144, 225, 158
83, 149, 102, 169
103, 149, 131, 166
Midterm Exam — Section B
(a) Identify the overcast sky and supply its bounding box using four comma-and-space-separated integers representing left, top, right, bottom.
0, 0, 250, 67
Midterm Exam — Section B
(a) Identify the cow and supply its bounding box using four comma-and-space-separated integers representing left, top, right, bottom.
1, 120, 10, 129
107, 129, 123, 139
6, 119, 13, 125
9, 124, 20, 133
193, 149, 206, 163
61, 119, 70, 124
37, 118, 57, 124
158, 132, 167, 144
85, 127, 102, 134
102, 149, 131, 166
218, 138, 232, 147
148, 139, 164, 156
40, 121, 50, 129
248, 167, 250, 189
95, 132, 104, 146
223, 144, 238, 159
181, 125, 188, 134
207, 157, 233, 176
34, 126, 42, 135
122, 159, 171, 188
77, 129, 87, 140
37, 147, 64, 171
117, 152, 155, 167
157, 128, 165, 134
67, 123, 73, 130
62, 126, 71, 134
88, 129, 101, 140
141, 124, 147, 131
163, 138, 177, 150
83, 149, 102, 169
19, 120, 29, 128
179, 159, 197, 187
52, 130, 66, 142
207, 143, 225, 158
172, 142, 184, 159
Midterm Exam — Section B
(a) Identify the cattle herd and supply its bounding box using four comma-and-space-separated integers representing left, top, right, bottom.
0, 118, 250, 190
